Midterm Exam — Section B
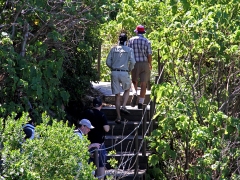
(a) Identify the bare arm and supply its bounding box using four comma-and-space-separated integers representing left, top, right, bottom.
128, 48, 136, 71
148, 54, 152, 70
106, 49, 113, 69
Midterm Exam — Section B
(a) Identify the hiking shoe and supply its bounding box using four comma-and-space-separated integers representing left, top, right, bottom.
138, 103, 143, 109
120, 106, 130, 114
130, 94, 138, 107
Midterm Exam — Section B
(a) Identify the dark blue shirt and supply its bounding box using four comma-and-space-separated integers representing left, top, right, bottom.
82, 109, 108, 144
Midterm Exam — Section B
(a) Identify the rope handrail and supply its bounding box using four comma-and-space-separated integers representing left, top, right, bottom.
89, 101, 149, 153
95, 99, 157, 179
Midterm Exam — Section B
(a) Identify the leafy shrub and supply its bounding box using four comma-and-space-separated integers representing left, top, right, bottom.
0, 0, 111, 122
148, 83, 240, 179
0, 112, 96, 180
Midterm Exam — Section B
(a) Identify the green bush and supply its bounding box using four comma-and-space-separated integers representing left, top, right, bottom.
148, 83, 240, 179
0, 112, 96, 180
0, 0, 111, 122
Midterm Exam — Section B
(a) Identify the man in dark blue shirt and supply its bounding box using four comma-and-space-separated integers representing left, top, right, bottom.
82, 97, 110, 180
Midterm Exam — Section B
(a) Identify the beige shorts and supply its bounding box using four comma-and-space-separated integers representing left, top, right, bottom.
131, 62, 150, 82
111, 71, 131, 94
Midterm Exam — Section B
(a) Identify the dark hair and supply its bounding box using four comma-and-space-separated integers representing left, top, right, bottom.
93, 97, 102, 107
28, 120, 35, 125
119, 33, 127, 45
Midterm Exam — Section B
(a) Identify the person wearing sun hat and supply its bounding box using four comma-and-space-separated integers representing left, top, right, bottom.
78, 119, 94, 135
74, 118, 100, 177
75, 118, 100, 149
128, 24, 152, 109
81, 96, 110, 180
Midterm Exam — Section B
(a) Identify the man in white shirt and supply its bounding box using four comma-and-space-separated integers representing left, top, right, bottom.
106, 33, 136, 124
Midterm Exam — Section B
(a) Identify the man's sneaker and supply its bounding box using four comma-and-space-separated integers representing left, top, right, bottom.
130, 94, 138, 107
138, 103, 143, 109
120, 106, 130, 114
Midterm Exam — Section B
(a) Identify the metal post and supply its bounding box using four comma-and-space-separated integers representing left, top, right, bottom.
157, 49, 161, 76
94, 148, 99, 173
142, 105, 147, 157
149, 76, 159, 135
134, 122, 139, 180
149, 101, 154, 135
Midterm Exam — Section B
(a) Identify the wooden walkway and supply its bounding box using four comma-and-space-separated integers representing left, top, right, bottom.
91, 81, 153, 180
92, 82, 151, 97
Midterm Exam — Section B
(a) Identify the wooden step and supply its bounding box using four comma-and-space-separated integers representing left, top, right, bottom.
105, 169, 147, 180
101, 105, 151, 122
107, 121, 144, 136
105, 135, 143, 152
107, 121, 158, 136
92, 82, 151, 180
103, 93, 151, 106
91, 81, 151, 106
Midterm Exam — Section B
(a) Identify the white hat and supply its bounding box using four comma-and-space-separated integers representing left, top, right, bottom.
79, 119, 94, 129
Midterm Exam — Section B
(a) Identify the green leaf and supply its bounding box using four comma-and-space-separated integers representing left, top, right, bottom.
37, 85, 42, 97
149, 154, 159, 166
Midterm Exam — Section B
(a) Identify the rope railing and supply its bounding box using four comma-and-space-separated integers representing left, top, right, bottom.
91, 65, 165, 153
113, 70, 164, 179
91, 99, 154, 180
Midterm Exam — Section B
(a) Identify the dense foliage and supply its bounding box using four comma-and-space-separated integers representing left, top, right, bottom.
0, 112, 96, 179
148, 83, 240, 179
0, 1, 111, 178
0, 0, 111, 122
100, 0, 240, 179
1, 0, 240, 179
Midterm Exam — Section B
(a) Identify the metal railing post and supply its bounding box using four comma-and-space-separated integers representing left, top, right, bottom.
94, 148, 99, 176
149, 76, 159, 135
149, 100, 154, 135
142, 105, 147, 157
134, 122, 139, 180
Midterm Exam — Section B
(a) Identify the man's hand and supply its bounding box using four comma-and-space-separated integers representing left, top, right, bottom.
147, 54, 152, 70
149, 63, 152, 70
